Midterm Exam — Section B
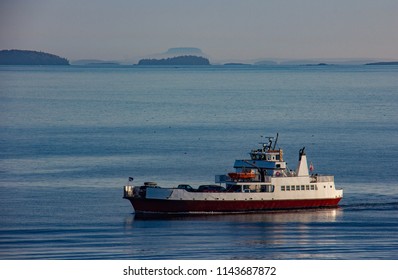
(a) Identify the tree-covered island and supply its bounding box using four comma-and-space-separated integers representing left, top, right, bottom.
0, 49, 69, 65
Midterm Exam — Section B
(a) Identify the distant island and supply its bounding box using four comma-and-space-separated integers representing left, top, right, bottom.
138, 55, 210, 65
224, 63, 251, 66
0, 49, 69, 65
365, 61, 398, 65
303, 63, 330, 66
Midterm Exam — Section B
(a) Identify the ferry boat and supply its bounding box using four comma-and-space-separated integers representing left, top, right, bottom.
123, 134, 343, 214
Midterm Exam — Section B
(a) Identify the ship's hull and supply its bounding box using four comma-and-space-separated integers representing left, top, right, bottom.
126, 197, 342, 214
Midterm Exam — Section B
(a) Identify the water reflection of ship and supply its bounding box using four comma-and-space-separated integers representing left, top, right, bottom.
126, 208, 341, 223
123, 208, 343, 259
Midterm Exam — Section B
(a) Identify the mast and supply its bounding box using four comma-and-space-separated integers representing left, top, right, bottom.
273, 133, 279, 150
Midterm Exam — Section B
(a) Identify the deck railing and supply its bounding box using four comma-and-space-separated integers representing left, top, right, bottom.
315, 175, 334, 182
216, 174, 334, 183
123, 185, 134, 198
215, 174, 271, 183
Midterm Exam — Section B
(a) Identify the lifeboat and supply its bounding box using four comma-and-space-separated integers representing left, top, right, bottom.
228, 172, 256, 180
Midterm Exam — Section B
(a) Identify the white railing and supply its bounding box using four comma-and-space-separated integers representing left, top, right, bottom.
123, 185, 134, 197
215, 174, 271, 183
263, 176, 272, 183
315, 176, 334, 182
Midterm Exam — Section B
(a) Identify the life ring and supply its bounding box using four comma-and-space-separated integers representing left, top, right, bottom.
275, 171, 281, 177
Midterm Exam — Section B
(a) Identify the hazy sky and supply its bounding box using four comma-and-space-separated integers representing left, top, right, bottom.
1, 0, 397, 62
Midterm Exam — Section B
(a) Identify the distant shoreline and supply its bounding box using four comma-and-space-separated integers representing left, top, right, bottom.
1, 49, 398, 67
138, 55, 210, 65
365, 61, 398, 66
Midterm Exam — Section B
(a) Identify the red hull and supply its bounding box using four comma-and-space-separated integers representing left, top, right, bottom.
126, 197, 342, 214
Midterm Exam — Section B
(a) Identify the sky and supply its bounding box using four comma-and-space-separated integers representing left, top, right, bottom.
1, 0, 398, 62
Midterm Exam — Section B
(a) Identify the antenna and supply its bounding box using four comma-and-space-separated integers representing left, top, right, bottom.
273, 133, 279, 150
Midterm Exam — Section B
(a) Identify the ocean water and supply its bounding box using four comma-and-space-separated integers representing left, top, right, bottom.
0, 65, 397, 259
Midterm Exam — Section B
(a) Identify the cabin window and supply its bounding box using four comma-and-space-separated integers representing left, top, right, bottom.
261, 185, 275, 193
310, 185, 315, 190
276, 155, 280, 160
267, 185, 275, 192
281, 186, 285, 191
276, 164, 281, 168
291, 186, 295, 191
330, 185, 333, 188
306, 185, 309, 190
296, 185, 300, 191
227, 184, 242, 192
286, 186, 290, 191
301, 185, 305, 191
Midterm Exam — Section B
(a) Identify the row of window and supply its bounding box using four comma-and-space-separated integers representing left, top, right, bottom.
243, 185, 275, 193
225, 184, 333, 193
251, 154, 281, 161
226, 184, 275, 193
281, 185, 317, 191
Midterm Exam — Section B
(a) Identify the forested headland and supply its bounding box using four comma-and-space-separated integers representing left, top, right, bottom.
0, 49, 69, 65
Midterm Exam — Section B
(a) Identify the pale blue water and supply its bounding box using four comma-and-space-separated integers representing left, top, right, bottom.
0, 65, 397, 259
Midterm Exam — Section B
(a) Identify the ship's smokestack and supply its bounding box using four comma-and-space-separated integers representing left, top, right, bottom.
296, 147, 309, 176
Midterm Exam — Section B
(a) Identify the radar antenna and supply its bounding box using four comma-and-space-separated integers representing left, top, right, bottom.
261, 133, 279, 151
262, 136, 273, 151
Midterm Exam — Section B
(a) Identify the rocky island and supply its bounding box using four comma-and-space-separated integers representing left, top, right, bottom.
0, 49, 69, 65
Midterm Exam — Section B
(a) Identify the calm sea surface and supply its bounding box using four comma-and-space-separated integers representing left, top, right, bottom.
0, 65, 397, 259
